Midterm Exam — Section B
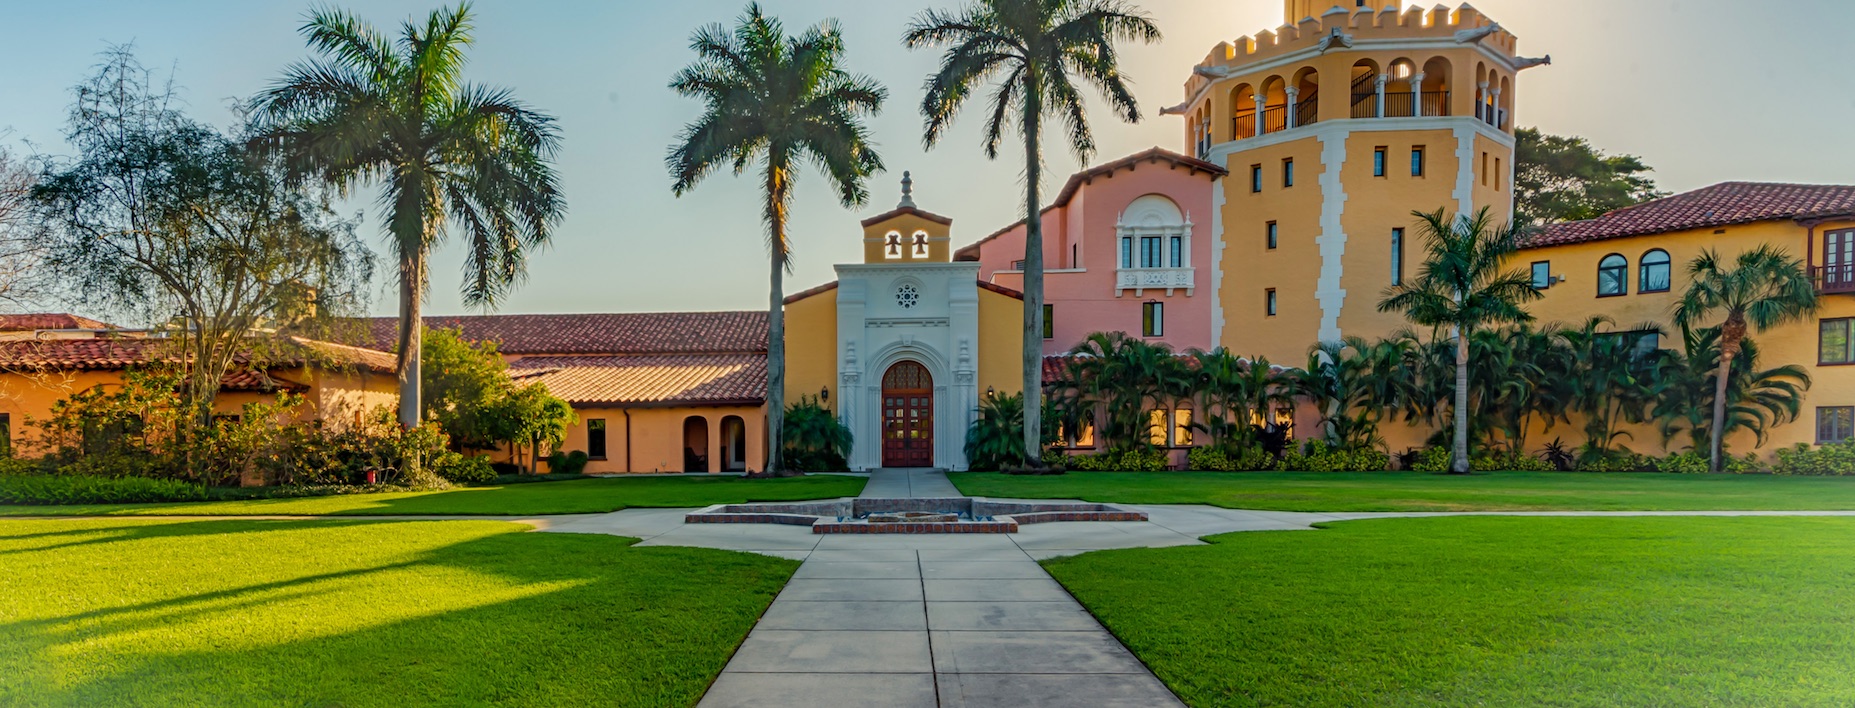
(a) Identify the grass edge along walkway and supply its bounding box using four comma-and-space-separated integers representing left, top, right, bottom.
0, 474, 868, 517
947, 470, 1855, 512
1042, 515, 1855, 707
0, 517, 797, 707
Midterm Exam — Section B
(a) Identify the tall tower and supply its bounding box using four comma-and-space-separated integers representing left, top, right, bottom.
1169, 3, 1547, 363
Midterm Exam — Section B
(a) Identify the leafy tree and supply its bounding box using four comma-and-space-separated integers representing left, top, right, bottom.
251, 3, 566, 430
907, 0, 1160, 468
1513, 127, 1664, 225
33, 48, 374, 430
667, 3, 885, 476
420, 327, 572, 461
1378, 208, 1542, 474
1656, 327, 1810, 453
1672, 246, 1818, 472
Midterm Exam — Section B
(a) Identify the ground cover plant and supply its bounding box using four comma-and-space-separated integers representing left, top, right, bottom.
1044, 516, 1855, 707
0, 474, 866, 516
0, 519, 794, 707
948, 470, 1855, 512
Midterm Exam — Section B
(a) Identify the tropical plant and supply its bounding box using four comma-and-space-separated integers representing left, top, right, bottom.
668, 3, 885, 475
250, 3, 565, 430
1555, 317, 1666, 460
782, 395, 853, 472
1655, 327, 1810, 454
963, 391, 1062, 471
1069, 332, 1188, 448
1671, 245, 1818, 472
1377, 207, 1542, 473
1287, 338, 1384, 451
907, 0, 1161, 468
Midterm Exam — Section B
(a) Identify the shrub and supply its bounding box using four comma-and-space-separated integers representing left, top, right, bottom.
0, 473, 214, 505
1186, 446, 1276, 472
491, 472, 589, 485
434, 453, 497, 485
1281, 439, 1389, 472
1068, 447, 1169, 472
547, 450, 590, 476
783, 396, 852, 472
1655, 452, 1711, 475
1773, 442, 1855, 476
1406, 447, 1452, 473
1473, 451, 1554, 472
1577, 453, 1656, 473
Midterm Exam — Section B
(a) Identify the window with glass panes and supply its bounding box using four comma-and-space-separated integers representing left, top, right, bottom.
1819, 407, 1854, 444
1822, 318, 1854, 364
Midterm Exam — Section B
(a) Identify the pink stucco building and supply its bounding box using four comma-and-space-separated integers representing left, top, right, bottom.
956, 148, 1226, 355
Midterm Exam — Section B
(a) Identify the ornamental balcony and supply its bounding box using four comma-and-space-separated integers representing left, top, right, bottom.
1116, 267, 1195, 297
1812, 265, 1855, 295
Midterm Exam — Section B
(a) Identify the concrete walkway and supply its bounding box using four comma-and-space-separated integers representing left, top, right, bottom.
858, 468, 962, 499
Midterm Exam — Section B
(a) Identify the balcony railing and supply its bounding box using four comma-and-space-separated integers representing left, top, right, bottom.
1116, 267, 1195, 296
1218, 90, 1462, 145
1813, 265, 1855, 295
1475, 103, 1508, 130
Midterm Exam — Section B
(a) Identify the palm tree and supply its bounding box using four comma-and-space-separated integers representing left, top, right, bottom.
1656, 327, 1810, 453
1555, 316, 1666, 460
668, 4, 885, 475
1672, 246, 1818, 472
251, 3, 564, 429
906, 0, 1160, 469
1378, 208, 1542, 474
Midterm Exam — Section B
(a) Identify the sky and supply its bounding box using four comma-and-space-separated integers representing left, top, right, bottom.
2, 0, 1850, 319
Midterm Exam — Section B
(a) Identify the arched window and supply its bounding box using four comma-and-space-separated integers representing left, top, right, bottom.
884, 232, 902, 259
1639, 249, 1672, 293
1597, 254, 1628, 297
911, 231, 930, 257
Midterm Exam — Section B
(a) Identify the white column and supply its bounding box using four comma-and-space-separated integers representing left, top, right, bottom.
1253, 93, 1267, 134
1410, 73, 1425, 117
1477, 81, 1490, 121
1286, 87, 1300, 129
1375, 74, 1388, 118
1492, 86, 1505, 128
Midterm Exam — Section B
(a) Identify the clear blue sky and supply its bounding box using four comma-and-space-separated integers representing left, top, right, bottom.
2, 0, 1850, 319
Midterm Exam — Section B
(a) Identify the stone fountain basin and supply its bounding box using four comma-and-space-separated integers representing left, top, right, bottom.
684, 497, 1147, 534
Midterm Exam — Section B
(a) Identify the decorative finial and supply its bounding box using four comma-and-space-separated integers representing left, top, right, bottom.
898, 171, 916, 209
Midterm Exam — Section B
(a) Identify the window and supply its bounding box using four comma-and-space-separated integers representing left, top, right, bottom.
884, 232, 902, 259
1822, 318, 1854, 365
895, 283, 921, 309
1042, 304, 1054, 340
1074, 412, 1097, 448
1266, 288, 1278, 317
1169, 236, 1183, 267
1266, 221, 1279, 250
1140, 236, 1163, 268
1495, 157, 1503, 190
1373, 147, 1387, 177
911, 231, 929, 257
1480, 152, 1488, 185
588, 419, 608, 459
1820, 407, 1854, 445
1071, 244, 1079, 269
1120, 237, 1133, 268
1390, 228, 1405, 285
1010, 259, 1026, 271
1251, 164, 1263, 192
1411, 147, 1426, 177
1598, 254, 1628, 296
1282, 158, 1295, 187
1147, 409, 1168, 446
1, 413, 13, 458
1639, 249, 1672, 293
1173, 408, 1195, 447
1531, 261, 1552, 289
1142, 302, 1165, 337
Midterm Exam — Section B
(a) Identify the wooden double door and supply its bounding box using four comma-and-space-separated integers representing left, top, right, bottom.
881, 361, 934, 468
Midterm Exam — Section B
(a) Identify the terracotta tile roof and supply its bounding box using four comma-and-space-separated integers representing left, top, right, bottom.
220, 370, 309, 393
0, 336, 394, 375
1523, 182, 1855, 249
508, 353, 766, 407
955, 147, 1226, 260
977, 281, 1024, 300
783, 281, 840, 305
0, 313, 118, 331
364, 312, 767, 356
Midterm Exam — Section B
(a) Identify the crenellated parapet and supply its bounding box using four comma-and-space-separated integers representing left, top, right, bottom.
1185, 4, 1518, 99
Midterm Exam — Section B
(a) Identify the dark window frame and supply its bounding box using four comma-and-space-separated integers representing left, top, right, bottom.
1597, 254, 1629, 297
1410, 147, 1426, 177
1639, 249, 1672, 293
1821, 317, 1855, 366
1819, 406, 1854, 445
587, 419, 608, 460
1042, 304, 1054, 340
1531, 261, 1552, 289
1250, 164, 1263, 193
1391, 228, 1405, 286
1282, 158, 1295, 188
1265, 288, 1278, 317
1266, 221, 1279, 250
1142, 301, 1165, 338
1373, 147, 1387, 177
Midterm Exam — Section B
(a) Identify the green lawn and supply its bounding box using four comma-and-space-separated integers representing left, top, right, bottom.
0, 518, 794, 707
0, 474, 867, 517
1046, 516, 1855, 707
949, 470, 1855, 511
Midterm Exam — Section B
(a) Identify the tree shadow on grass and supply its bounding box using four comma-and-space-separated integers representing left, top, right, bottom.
0, 519, 798, 707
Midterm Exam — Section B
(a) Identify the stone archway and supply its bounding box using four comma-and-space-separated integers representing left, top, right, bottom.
880, 361, 934, 468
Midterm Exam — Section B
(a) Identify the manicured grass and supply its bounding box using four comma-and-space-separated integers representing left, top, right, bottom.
1046, 517, 1855, 707
0, 474, 866, 517
0, 518, 795, 707
950, 470, 1855, 511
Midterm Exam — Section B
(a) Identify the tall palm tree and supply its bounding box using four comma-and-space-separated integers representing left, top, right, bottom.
1672, 246, 1818, 472
668, 4, 885, 475
906, 0, 1160, 468
1656, 327, 1810, 453
1378, 207, 1542, 474
251, 3, 564, 429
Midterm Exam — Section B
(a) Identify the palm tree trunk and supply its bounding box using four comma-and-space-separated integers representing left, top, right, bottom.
1708, 351, 1733, 474
1453, 328, 1471, 474
1021, 73, 1045, 469
397, 249, 423, 430
765, 163, 789, 476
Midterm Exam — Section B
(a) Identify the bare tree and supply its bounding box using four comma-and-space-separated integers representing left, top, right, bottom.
0, 142, 48, 310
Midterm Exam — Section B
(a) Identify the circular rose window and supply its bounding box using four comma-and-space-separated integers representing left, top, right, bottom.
895, 283, 921, 309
